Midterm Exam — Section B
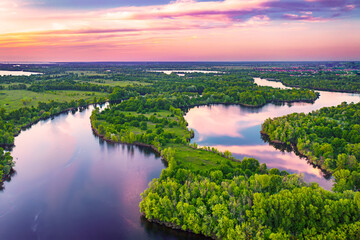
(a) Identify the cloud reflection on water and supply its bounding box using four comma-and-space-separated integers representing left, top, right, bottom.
184, 78, 360, 189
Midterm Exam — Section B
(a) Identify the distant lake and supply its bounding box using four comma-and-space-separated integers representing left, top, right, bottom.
185, 78, 360, 190
149, 70, 222, 76
0, 70, 42, 76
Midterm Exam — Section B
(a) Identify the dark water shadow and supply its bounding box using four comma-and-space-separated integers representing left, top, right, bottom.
0, 169, 17, 191
140, 216, 212, 240
260, 133, 332, 180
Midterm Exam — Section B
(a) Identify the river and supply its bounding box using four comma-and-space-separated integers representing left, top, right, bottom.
1, 78, 358, 238
184, 78, 360, 190
0, 105, 204, 239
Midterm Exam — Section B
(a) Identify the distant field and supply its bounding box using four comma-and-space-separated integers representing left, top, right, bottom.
89, 80, 151, 87
0, 83, 31, 88
66, 71, 107, 76
0, 90, 108, 111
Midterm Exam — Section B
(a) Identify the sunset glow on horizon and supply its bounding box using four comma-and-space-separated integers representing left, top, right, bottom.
1, 0, 359, 61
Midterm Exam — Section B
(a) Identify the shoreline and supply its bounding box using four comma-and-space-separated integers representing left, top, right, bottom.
1, 107, 80, 149
2, 102, 108, 149
259, 77, 360, 94
91, 122, 164, 159
90, 95, 334, 237
90, 112, 227, 240
90, 113, 204, 237
142, 214, 217, 240
260, 131, 332, 177
0, 102, 107, 183
181, 97, 318, 111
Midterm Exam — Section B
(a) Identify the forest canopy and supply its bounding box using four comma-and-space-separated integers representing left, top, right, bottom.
1, 62, 360, 239
262, 102, 360, 192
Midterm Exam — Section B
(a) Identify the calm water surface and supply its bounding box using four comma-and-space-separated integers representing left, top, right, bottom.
0, 105, 205, 240
2, 77, 359, 239
185, 78, 360, 190
149, 70, 222, 75
0, 70, 42, 76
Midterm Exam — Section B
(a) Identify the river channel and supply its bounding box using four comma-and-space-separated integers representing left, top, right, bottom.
185, 78, 360, 190
0, 77, 359, 239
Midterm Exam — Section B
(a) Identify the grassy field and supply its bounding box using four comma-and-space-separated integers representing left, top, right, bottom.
0, 90, 108, 111
123, 110, 176, 119
0, 80, 150, 89
66, 71, 107, 76
167, 143, 241, 171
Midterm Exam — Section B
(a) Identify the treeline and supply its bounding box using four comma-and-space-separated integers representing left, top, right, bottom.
141, 166, 360, 239
1, 83, 33, 90
18, 79, 141, 102
1, 69, 320, 108
0, 97, 108, 147
105, 88, 318, 116
0, 148, 14, 180
200, 86, 318, 106
0, 74, 42, 84
28, 80, 112, 92
256, 71, 360, 93
262, 102, 360, 192
26, 73, 319, 107
147, 74, 319, 106
0, 96, 112, 181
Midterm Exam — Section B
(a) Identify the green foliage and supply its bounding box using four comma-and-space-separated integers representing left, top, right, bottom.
3, 63, 360, 239
0, 99, 98, 149
262, 102, 360, 192
91, 95, 360, 239
0, 90, 108, 111
28, 79, 112, 92
140, 163, 360, 239
257, 70, 360, 93
91, 98, 190, 147
0, 148, 14, 180
89, 83, 360, 239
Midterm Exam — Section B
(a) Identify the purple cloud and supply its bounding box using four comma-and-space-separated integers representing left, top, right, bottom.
260, 0, 359, 22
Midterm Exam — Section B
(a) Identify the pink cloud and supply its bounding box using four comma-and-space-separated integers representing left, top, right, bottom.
283, 13, 329, 22
346, 4, 356, 10
106, 0, 267, 19
0, 0, 359, 61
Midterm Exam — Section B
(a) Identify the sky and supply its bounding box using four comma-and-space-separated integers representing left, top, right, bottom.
0, 0, 359, 61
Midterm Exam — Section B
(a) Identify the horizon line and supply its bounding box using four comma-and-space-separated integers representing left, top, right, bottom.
1, 60, 360, 64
